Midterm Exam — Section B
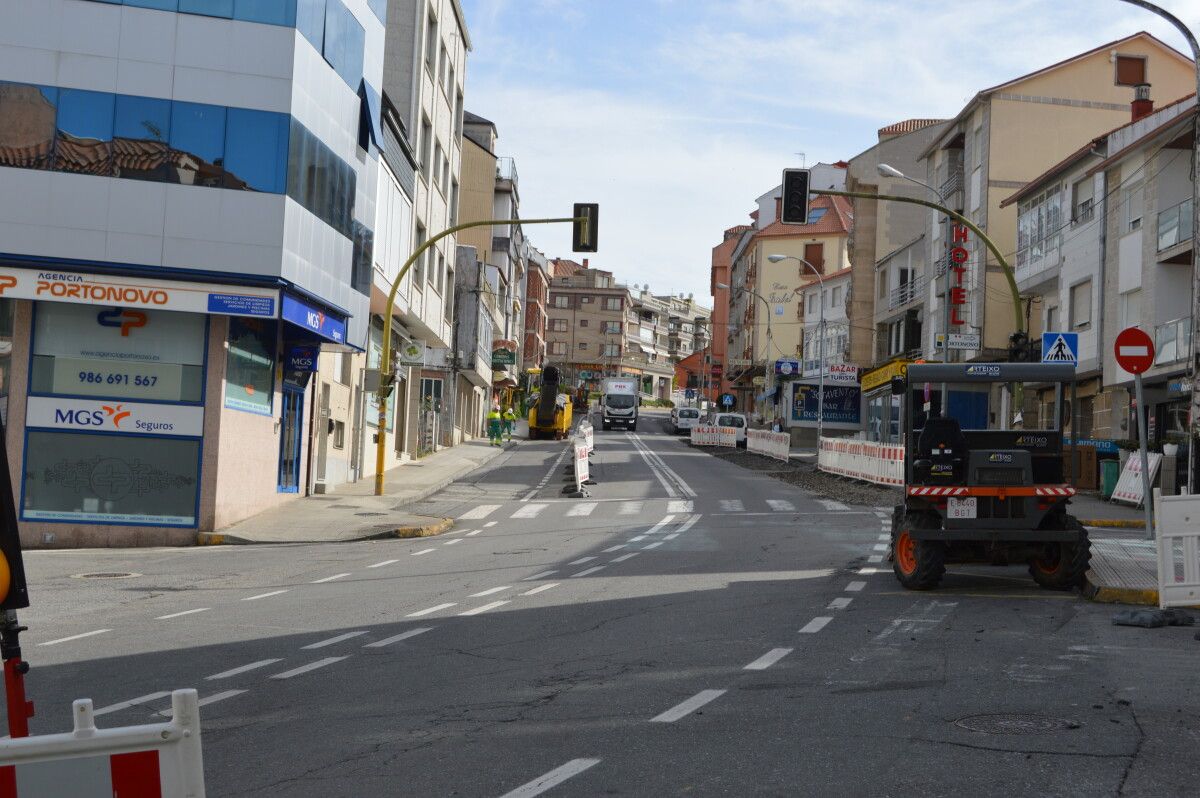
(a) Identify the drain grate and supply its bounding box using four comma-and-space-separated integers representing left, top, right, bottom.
71, 572, 141, 580
955, 713, 1081, 735
355, 512, 387, 517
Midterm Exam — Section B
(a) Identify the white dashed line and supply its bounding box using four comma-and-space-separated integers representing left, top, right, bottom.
39, 629, 111, 646
867, 555, 883, 563
744, 648, 793, 671
858, 567, 884, 575
243, 590, 288, 601
667, 500, 693, 514
827, 597, 853, 610
629, 535, 647, 542
676, 514, 702, 534
460, 504, 500, 520
521, 583, 559, 596
206, 659, 281, 680
484, 521, 498, 528
602, 545, 625, 553
766, 499, 796, 512
499, 758, 602, 798
799, 617, 833, 634
569, 557, 596, 565
469, 586, 511, 598
642, 541, 663, 549
444, 538, 464, 546
459, 600, 510, 616
645, 515, 676, 534
303, 631, 367, 650
611, 553, 638, 563
411, 548, 436, 556
845, 581, 866, 592
155, 608, 210, 620
407, 602, 457, 617
367, 559, 399, 568
364, 627, 433, 648
512, 503, 548, 519
311, 573, 350, 584
873, 544, 888, 551
523, 570, 557, 581
651, 689, 727, 722
817, 499, 849, 511
465, 530, 482, 536
571, 566, 606, 577
878, 534, 891, 541
94, 691, 170, 716
719, 499, 744, 512
157, 689, 245, 716
567, 502, 598, 517
271, 658, 347, 680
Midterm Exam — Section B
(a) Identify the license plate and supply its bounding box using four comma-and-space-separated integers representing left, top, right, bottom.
948, 497, 977, 519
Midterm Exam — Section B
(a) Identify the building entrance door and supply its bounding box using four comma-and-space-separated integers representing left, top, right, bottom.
278, 386, 305, 492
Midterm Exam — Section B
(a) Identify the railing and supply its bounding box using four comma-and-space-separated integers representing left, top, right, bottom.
1154, 316, 1192, 365
1157, 198, 1193, 252
940, 170, 964, 200
888, 275, 926, 309
496, 156, 518, 184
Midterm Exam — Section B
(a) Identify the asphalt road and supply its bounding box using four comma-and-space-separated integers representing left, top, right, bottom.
11, 409, 1200, 796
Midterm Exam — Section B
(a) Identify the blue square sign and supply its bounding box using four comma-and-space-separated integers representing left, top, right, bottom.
1041, 331, 1079, 365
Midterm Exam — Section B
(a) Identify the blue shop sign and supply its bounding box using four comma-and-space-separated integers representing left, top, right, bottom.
281, 294, 346, 344
287, 345, 320, 372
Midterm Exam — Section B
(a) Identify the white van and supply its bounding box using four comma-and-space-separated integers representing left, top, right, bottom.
713, 412, 748, 447
670, 406, 702, 435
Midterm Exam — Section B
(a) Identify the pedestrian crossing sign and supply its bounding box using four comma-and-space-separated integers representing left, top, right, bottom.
1041, 331, 1079, 365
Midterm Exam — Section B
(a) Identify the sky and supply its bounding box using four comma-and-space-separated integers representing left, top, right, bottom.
456, 0, 1200, 306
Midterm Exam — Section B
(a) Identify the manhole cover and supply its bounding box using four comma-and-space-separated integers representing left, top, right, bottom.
954, 713, 1080, 735
71, 572, 141, 580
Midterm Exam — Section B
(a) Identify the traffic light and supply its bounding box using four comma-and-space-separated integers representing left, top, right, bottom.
780, 168, 811, 224
1008, 331, 1031, 362
572, 203, 598, 252
0, 417, 28, 610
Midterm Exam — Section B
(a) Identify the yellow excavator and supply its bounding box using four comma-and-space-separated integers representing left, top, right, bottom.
528, 365, 573, 440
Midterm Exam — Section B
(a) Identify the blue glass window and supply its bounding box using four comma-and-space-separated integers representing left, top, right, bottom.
179, 0, 234, 17
0, 83, 57, 170
322, 1, 365, 87
55, 88, 115, 176
296, 0, 325, 49
224, 108, 289, 193
125, 0, 179, 10
286, 118, 355, 238
113, 94, 172, 182
366, 0, 385, 24
169, 101, 226, 187
234, 0, 296, 25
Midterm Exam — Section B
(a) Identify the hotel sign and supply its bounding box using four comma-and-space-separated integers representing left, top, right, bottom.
949, 223, 969, 327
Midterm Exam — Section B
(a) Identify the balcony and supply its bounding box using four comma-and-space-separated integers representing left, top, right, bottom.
888, 275, 926, 310
1154, 316, 1192, 365
1157, 198, 1193, 253
496, 157, 518, 186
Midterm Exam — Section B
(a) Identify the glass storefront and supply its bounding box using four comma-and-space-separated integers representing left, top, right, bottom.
225, 317, 276, 415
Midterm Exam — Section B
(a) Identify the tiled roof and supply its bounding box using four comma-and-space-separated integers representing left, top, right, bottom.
878, 119, 946, 136
754, 194, 853, 238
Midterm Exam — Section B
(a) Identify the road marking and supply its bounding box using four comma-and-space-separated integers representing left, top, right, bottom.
157, 689, 245, 716
271, 657, 348, 680
39, 629, 110, 646
817, 499, 849, 511
663, 533, 678, 540
303, 631, 368, 650
867, 555, 883, 563
521, 445, 573, 501
460, 600, 510, 616
766, 499, 796, 512
602, 545, 625, 552
651, 689, 726, 722
569, 557, 596, 565
407, 602, 457, 617
827, 597, 853, 610
94, 691, 170, 716
845, 581, 866, 592
571, 565, 606, 577
642, 541, 664, 549
469, 586, 511, 598
523, 570, 557, 581
364, 627, 433, 648
744, 648, 793, 671
567, 502, 597, 517
800, 616, 833, 634
629, 535, 647, 542
155, 608, 210, 620
484, 521, 498, 528
243, 589, 288, 601
873, 544, 888, 552
206, 659, 282, 680
719, 499, 744, 512
645, 515, 676, 534
513, 503, 548, 519
676, 514, 702, 534
629, 433, 696, 497
460, 504, 500, 520
619, 501, 643, 515
878, 534, 891, 541
858, 567, 884, 575
444, 538, 464, 546
499, 758, 602, 798
522, 583, 559, 596
367, 559, 399, 568
411, 548, 436, 556
611, 553, 639, 563
311, 573, 350, 584
465, 530, 482, 536
667, 500, 693, 514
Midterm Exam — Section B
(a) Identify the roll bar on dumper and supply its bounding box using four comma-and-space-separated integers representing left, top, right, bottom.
888, 362, 1090, 591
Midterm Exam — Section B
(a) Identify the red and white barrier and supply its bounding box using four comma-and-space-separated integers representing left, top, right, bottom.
690, 425, 737, 448
1111, 452, 1162, 507
1156, 494, 1200, 608
817, 437, 905, 487
0, 689, 206, 797
747, 429, 790, 462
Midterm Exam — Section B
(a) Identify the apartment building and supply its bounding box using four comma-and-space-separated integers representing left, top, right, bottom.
545, 268, 630, 390
524, 248, 550, 372
452, 244, 501, 441
659, 293, 711, 363
0, 0, 388, 544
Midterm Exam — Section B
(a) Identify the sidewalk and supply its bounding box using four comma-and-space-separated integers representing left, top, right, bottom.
1071, 491, 1147, 528
1073, 491, 1159, 605
201, 435, 513, 545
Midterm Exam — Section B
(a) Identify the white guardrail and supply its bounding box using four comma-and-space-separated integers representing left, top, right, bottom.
1156, 494, 1200, 608
0, 689, 206, 797
689, 425, 738, 448
746, 429, 790, 462
817, 437, 905, 487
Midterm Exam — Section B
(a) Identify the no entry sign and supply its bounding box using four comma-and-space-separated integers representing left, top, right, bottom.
1114, 327, 1155, 374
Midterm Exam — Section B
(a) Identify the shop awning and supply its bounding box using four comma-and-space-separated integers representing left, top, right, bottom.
281, 292, 348, 345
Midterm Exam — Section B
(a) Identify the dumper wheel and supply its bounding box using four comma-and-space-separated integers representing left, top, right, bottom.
1029, 520, 1091, 590
892, 514, 945, 590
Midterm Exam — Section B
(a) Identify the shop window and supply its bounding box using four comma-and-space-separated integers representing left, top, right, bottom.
224, 108, 289, 193
225, 317, 276, 415
0, 83, 57, 170
30, 303, 206, 404
113, 95, 172, 182
170, 101, 226, 188
23, 431, 201, 526
365, 321, 396, 430
54, 88, 115, 176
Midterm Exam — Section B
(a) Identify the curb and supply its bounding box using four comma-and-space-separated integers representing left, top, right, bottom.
196, 516, 454, 545
1081, 518, 1146, 529
390, 517, 454, 539
1083, 574, 1159, 607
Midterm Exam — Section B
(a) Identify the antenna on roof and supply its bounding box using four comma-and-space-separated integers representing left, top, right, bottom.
794, 152, 806, 167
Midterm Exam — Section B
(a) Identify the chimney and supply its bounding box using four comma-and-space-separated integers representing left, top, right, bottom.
1131, 83, 1153, 122
582, 258, 589, 269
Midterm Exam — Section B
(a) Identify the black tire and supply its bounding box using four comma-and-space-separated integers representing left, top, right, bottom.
1029, 519, 1091, 590
630, 423, 637, 432
602, 422, 611, 431
892, 514, 946, 590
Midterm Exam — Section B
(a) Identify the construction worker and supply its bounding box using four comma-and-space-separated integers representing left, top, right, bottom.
487, 404, 503, 446
502, 406, 518, 441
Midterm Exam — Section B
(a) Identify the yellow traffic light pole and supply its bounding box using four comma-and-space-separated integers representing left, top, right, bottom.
373, 214, 589, 495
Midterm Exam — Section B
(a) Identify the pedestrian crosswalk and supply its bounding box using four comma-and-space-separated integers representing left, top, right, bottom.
765, 499, 796, 513
511, 503, 547, 519
719, 499, 744, 512
455, 496, 861, 523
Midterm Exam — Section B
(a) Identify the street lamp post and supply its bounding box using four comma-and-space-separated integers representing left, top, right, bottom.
766, 256, 826, 443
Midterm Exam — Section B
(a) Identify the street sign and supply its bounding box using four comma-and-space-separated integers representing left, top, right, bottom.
728, 357, 752, 367
720, 393, 735, 408
684, 388, 696, 399
936, 333, 980, 351
774, 358, 800, 375
1041, 331, 1079, 365
398, 339, 425, 366
1114, 327, 1154, 374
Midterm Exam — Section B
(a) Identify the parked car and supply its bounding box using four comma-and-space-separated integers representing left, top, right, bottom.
669, 406, 702, 435
713, 412, 748, 447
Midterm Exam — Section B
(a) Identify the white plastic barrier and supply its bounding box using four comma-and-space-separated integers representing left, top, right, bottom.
1111, 452, 1162, 507
580, 421, 594, 454
690, 425, 737, 448
572, 438, 590, 494
747, 429, 791, 462
0, 689, 206, 797
1156, 494, 1200, 608
817, 437, 905, 487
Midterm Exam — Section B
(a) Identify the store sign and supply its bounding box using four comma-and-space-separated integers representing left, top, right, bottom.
824, 363, 860, 385
0, 266, 276, 317
287, 345, 319, 372
861, 360, 911, 392
26, 396, 204, 437
52, 358, 184, 403
281, 294, 346, 344
491, 339, 518, 367
774, 358, 801, 375
948, 224, 970, 327
791, 383, 862, 424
